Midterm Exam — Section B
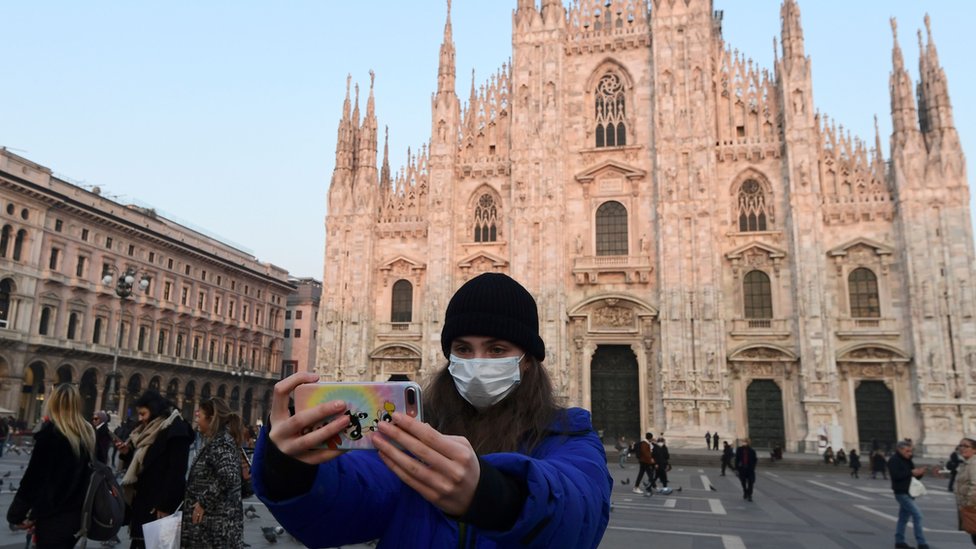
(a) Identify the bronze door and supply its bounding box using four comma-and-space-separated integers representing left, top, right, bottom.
590, 345, 641, 443
746, 379, 785, 449
855, 380, 896, 453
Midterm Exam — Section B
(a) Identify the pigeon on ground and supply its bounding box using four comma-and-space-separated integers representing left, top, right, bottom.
708, 484, 716, 491
3, 471, 10, 478
244, 504, 260, 520
261, 526, 277, 543
620, 478, 630, 485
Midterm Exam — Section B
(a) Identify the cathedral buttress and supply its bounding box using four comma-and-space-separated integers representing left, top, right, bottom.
891, 15, 976, 453
651, 0, 726, 437
775, 0, 836, 448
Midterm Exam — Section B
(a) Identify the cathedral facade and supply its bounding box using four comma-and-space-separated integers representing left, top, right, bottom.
317, 0, 975, 456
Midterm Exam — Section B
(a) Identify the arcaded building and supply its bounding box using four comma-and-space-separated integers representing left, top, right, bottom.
317, 0, 975, 456
0, 148, 293, 426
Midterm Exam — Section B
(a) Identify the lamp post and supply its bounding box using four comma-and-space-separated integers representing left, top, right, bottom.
231, 359, 252, 414
102, 267, 150, 414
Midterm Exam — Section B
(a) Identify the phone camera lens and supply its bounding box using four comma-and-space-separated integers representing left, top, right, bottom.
406, 388, 416, 405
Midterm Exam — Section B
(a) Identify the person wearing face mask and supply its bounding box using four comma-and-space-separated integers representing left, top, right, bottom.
252, 272, 612, 548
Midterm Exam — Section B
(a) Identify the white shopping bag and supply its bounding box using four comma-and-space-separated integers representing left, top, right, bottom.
143, 511, 182, 549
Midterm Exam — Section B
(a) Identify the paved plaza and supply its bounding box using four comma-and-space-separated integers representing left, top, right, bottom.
0, 450, 972, 548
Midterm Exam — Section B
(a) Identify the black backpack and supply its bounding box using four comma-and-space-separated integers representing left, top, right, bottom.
76, 459, 126, 543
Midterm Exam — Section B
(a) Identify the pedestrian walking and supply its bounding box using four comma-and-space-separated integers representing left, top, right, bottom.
181, 398, 244, 549
0, 415, 8, 458
7, 383, 94, 548
252, 272, 612, 547
712, 432, 720, 451
614, 436, 629, 468
872, 450, 888, 480
721, 441, 733, 476
705, 431, 712, 450
115, 390, 194, 549
849, 449, 861, 479
652, 438, 671, 493
735, 438, 757, 502
953, 437, 976, 545
888, 440, 929, 549
949, 447, 963, 492
634, 432, 655, 494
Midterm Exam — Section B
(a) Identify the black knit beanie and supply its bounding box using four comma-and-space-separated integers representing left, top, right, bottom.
440, 273, 546, 361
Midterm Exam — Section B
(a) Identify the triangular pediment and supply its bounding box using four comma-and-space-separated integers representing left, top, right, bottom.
827, 237, 894, 257
379, 255, 426, 272
457, 251, 509, 269
725, 242, 787, 260
574, 160, 646, 183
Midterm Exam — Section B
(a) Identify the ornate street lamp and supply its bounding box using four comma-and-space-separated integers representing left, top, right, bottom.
102, 266, 150, 414
231, 359, 252, 413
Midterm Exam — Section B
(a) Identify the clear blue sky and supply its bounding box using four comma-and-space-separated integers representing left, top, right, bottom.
0, 1, 972, 279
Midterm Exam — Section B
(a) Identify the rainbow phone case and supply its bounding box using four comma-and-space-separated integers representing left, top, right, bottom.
293, 382, 423, 450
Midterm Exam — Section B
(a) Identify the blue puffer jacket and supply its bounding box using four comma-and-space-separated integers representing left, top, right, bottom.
253, 407, 612, 548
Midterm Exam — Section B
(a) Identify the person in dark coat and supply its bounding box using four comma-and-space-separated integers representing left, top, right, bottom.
652, 438, 671, 492
888, 440, 929, 549
948, 447, 963, 491
182, 398, 244, 549
849, 449, 861, 479
735, 438, 758, 502
712, 432, 720, 451
116, 391, 193, 549
721, 441, 733, 476
871, 450, 888, 480
92, 410, 113, 465
8, 384, 95, 548
633, 432, 655, 494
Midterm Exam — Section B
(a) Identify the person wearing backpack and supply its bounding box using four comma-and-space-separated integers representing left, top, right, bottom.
7, 383, 94, 548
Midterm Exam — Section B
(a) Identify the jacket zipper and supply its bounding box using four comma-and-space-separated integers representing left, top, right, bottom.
457, 521, 467, 549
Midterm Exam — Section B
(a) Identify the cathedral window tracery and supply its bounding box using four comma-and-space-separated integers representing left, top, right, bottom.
596, 201, 628, 256
743, 270, 773, 319
848, 268, 880, 318
595, 73, 627, 148
391, 279, 413, 323
473, 194, 498, 243
737, 179, 769, 232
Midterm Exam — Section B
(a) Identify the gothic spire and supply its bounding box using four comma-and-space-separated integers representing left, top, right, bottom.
465, 68, 477, 131
357, 71, 378, 170
335, 74, 354, 171
437, 0, 456, 96
916, 14, 956, 140
779, 0, 805, 73
889, 18, 922, 151
380, 125, 391, 189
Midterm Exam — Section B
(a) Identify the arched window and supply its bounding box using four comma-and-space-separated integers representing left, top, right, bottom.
0, 278, 11, 328
595, 73, 626, 148
473, 194, 498, 243
39, 306, 51, 335
848, 268, 880, 318
743, 270, 773, 319
92, 317, 102, 344
737, 180, 769, 232
0, 225, 10, 257
596, 201, 628, 256
67, 312, 78, 340
12, 229, 26, 261
391, 280, 413, 323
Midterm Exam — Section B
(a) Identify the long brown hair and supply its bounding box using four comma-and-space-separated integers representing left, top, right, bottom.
198, 398, 235, 439
424, 357, 560, 454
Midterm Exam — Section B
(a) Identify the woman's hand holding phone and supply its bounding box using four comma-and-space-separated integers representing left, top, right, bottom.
372, 412, 480, 517
269, 372, 351, 465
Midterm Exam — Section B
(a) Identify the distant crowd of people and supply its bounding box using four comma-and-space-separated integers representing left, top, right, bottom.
5, 386, 254, 548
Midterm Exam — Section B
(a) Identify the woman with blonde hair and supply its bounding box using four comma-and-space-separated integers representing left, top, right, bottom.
8, 383, 95, 548
181, 398, 244, 548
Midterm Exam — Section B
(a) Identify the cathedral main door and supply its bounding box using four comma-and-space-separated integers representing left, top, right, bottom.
746, 379, 785, 449
590, 345, 640, 443
855, 380, 896, 452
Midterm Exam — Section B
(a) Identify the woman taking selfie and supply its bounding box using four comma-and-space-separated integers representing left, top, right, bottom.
181, 398, 244, 548
8, 383, 95, 548
254, 273, 612, 548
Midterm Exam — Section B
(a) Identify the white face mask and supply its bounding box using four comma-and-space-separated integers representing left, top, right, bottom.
448, 354, 523, 410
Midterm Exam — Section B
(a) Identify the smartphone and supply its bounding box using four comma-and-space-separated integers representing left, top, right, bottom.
293, 381, 423, 450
